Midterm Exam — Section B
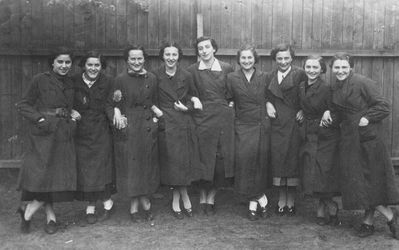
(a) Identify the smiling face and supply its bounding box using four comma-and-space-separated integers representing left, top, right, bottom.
239, 49, 255, 72
52, 54, 72, 76
304, 59, 322, 82
127, 50, 145, 72
84, 57, 101, 80
197, 39, 215, 63
275, 50, 292, 72
163, 46, 179, 70
332, 59, 352, 81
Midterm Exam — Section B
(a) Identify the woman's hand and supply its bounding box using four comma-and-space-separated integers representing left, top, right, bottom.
228, 101, 234, 108
174, 101, 188, 111
71, 109, 81, 121
296, 110, 304, 123
359, 117, 369, 127
266, 102, 277, 118
151, 105, 163, 118
113, 107, 127, 129
320, 110, 332, 127
191, 97, 203, 110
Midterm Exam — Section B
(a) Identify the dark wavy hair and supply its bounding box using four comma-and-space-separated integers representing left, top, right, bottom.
194, 36, 218, 57
270, 43, 295, 61
303, 55, 327, 74
78, 50, 107, 69
123, 44, 148, 61
159, 41, 183, 61
330, 52, 354, 68
236, 44, 259, 65
47, 46, 74, 68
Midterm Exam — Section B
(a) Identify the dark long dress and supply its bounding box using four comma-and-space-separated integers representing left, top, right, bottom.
265, 66, 307, 181
298, 78, 340, 197
227, 69, 271, 196
107, 71, 160, 197
186, 60, 235, 183
154, 66, 202, 186
331, 72, 399, 210
72, 73, 116, 201
16, 71, 77, 202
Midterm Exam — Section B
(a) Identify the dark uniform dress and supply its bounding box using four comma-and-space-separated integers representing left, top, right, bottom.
265, 66, 307, 186
186, 59, 235, 186
72, 73, 116, 202
108, 70, 160, 197
227, 69, 271, 196
16, 71, 77, 202
154, 66, 202, 186
299, 78, 340, 197
331, 72, 399, 210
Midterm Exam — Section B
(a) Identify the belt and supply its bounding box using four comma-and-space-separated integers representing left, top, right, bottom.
39, 108, 69, 118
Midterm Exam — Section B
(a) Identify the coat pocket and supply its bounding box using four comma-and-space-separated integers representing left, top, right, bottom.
358, 124, 377, 142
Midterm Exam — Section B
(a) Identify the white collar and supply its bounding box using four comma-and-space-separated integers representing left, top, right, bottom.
198, 58, 222, 71
82, 73, 96, 88
278, 66, 291, 77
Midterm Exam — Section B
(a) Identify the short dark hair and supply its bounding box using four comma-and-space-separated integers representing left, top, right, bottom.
123, 44, 148, 61
159, 41, 183, 61
236, 44, 259, 65
330, 52, 354, 68
303, 55, 327, 74
270, 43, 295, 61
47, 47, 74, 68
194, 36, 218, 56
78, 50, 107, 69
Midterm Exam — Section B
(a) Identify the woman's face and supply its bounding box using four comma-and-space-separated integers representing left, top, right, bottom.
163, 46, 179, 69
84, 57, 101, 80
52, 54, 72, 76
332, 59, 351, 81
197, 39, 215, 62
304, 59, 322, 82
127, 50, 145, 72
239, 50, 255, 71
275, 50, 292, 72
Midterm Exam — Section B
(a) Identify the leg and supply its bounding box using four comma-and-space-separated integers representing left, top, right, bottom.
286, 186, 296, 213
44, 203, 58, 234
376, 205, 399, 239
316, 199, 328, 226
130, 197, 140, 222
199, 186, 207, 215
171, 188, 184, 219
140, 196, 153, 221
98, 198, 115, 222
276, 187, 287, 215
248, 200, 258, 221
24, 200, 45, 221
206, 188, 217, 216
357, 208, 375, 238
86, 201, 97, 224
257, 193, 268, 218
180, 186, 193, 217
324, 198, 341, 226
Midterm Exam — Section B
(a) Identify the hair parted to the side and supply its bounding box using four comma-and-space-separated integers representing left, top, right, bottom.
159, 41, 183, 62
123, 44, 148, 61
236, 44, 259, 65
302, 54, 327, 74
47, 46, 74, 68
330, 52, 354, 68
78, 50, 107, 69
194, 36, 218, 56
270, 43, 295, 61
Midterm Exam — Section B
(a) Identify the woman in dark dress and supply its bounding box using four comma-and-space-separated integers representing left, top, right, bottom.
227, 45, 270, 221
330, 52, 399, 239
299, 55, 340, 225
73, 51, 116, 224
186, 36, 235, 215
154, 42, 202, 219
265, 44, 307, 216
108, 45, 160, 223
15, 47, 79, 234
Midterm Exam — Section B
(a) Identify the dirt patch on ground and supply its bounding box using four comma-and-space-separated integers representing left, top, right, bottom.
1, 169, 399, 249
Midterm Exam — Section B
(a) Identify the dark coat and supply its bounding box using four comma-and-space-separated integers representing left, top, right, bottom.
298, 78, 340, 195
107, 71, 160, 197
186, 60, 235, 181
265, 66, 307, 178
72, 73, 114, 192
16, 71, 77, 192
227, 69, 271, 195
331, 72, 399, 209
154, 66, 202, 186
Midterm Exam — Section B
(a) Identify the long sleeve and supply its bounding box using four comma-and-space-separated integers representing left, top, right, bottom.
16, 76, 43, 122
361, 79, 390, 122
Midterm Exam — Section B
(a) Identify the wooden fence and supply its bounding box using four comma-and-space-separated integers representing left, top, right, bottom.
1, 0, 399, 165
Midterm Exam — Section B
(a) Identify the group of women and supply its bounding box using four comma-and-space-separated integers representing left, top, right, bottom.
15, 36, 399, 239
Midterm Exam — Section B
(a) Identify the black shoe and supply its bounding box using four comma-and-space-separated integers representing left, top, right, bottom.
248, 210, 258, 221
357, 223, 375, 238
130, 212, 141, 223
387, 212, 399, 239
328, 214, 342, 226
184, 208, 193, 217
16, 206, 30, 234
86, 213, 97, 224
258, 206, 269, 218
286, 206, 296, 216
144, 210, 154, 221
44, 220, 58, 235
275, 205, 285, 216
172, 210, 184, 220
316, 216, 328, 226
98, 205, 115, 222
206, 204, 216, 216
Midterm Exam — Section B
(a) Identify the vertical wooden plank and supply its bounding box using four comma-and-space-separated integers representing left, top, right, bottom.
63, 0, 74, 48
43, 0, 53, 47
261, 0, 273, 49
137, 2, 149, 46
8, 0, 21, 48
116, 0, 127, 47
51, 1, 65, 47
384, 0, 395, 50
363, 0, 375, 49
74, 0, 86, 49
342, 0, 354, 49
170, 0, 179, 43
302, 0, 312, 49
373, 0, 385, 50
127, 0, 138, 44
231, 0, 241, 47
283, 0, 293, 44
393, 2, 399, 51
105, 0, 117, 48
382, 58, 394, 150
200, 0, 211, 36
240, 0, 251, 44
330, 0, 343, 48
147, 0, 159, 48
220, 0, 232, 48
251, 0, 262, 48
30, 0, 44, 48
210, 0, 221, 45
361, 58, 372, 78
311, 0, 322, 49
179, 0, 194, 48
158, 0, 169, 42
86, 1, 97, 49
353, 0, 364, 49
291, 0, 303, 48
20, 0, 32, 48
321, 0, 332, 48
94, 0, 106, 48
391, 58, 399, 157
